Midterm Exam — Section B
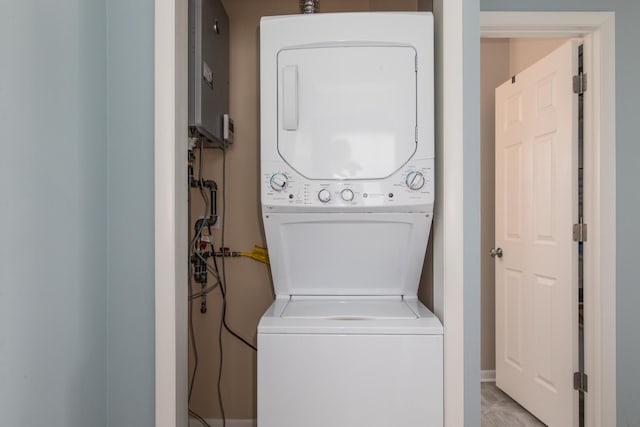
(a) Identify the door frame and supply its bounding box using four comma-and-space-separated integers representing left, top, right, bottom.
480, 11, 616, 427
155, 0, 189, 426
153, 3, 616, 427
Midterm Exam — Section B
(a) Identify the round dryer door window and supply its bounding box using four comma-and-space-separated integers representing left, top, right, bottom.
277, 45, 418, 180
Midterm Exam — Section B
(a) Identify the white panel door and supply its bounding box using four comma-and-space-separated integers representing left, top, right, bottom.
495, 40, 579, 427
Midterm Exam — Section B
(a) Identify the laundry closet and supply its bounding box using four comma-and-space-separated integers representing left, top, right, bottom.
186, 0, 436, 424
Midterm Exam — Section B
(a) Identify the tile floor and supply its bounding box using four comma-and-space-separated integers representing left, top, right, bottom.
481, 382, 546, 427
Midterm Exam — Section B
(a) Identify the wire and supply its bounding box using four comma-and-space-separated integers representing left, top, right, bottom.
212, 247, 258, 351
190, 139, 223, 300
190, 282, 219, 300
217, 278, 226, 427
187, 138, 215, 427
189, 409, 212, 427
189, 138, 210, 253
193, 143, 256, 350
188, 179, 207, 425
190, 141, 258, 427
216, 144, 228, 427
188, 273, 198, 402
218, 144, 258, 352
215, 142, 257, 427
187, 143, 199, 404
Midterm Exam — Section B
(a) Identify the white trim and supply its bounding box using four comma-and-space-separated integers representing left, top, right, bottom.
432, 1, 466, 426
188, 420, 256, 427
480, 12, 616, 427
480, 12, 614, 38
155, 0, 189, 426
480, 370, 497, 383
583, 15, 617, 427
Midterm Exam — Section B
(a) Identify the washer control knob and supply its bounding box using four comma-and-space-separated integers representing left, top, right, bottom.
341, 188, 354, 202
406, 171, 426, 190
269, 173, 288, 192
318, 188, 331, 203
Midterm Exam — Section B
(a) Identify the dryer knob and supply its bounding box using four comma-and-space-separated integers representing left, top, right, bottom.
406, 171, 425, 190
318, 189, 331, 203
341, 188, 354, 202
269, 173, 288, 192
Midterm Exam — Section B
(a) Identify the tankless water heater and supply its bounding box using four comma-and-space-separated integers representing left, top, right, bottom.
188, 0, 230, 146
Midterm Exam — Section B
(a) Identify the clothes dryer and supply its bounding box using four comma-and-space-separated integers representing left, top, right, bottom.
258, 12, 442, 427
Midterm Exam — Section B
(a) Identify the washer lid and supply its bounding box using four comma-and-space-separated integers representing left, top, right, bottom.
263, 212, 431, 297
258, 298, 443, 335
282, 298, 418, 320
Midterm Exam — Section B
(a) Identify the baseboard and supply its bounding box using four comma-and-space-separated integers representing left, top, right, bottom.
480, 369, 496, 383
189, 419, 256, 427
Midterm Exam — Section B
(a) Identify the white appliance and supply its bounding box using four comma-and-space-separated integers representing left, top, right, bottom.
258, 12, 442, 427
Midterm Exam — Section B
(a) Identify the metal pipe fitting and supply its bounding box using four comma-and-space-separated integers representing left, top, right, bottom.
300, 0, 318, 14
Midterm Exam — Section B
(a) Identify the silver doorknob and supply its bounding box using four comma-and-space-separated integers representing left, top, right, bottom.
489, 248, 503, 258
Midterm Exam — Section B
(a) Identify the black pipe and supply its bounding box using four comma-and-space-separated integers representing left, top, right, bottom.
191, 179, 218, 226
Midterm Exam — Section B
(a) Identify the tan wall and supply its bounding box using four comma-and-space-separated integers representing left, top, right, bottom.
479, 37, 568, 372
418, 0, 433, 10
509, 38, 568, 76
189, 0, 431, 419
480, 38, 510, 371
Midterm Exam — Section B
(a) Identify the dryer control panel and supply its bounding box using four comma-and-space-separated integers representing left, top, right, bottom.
262, 158, 434, 212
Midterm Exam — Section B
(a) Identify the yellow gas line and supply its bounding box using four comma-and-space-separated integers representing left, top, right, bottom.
240, 246, 270, 265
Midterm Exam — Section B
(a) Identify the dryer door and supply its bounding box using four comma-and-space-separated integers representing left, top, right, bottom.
277, 45, 417, 180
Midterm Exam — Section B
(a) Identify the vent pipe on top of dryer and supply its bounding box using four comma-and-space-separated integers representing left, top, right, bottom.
300, 0, 319, 13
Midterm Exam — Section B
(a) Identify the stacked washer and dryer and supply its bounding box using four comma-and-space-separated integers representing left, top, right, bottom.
257, 12, 443, 427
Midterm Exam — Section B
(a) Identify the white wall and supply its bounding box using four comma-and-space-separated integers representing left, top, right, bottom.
0, 1, 156, 426
0, 1, 107, 425
106, 0, 156, 425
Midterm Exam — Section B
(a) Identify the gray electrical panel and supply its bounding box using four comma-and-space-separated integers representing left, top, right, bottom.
189, 0, 230, 147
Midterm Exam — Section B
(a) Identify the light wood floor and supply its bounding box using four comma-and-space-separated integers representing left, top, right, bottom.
482, 382, 546, 427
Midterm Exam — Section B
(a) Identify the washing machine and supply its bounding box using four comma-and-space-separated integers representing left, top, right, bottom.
258, 12, 442, 427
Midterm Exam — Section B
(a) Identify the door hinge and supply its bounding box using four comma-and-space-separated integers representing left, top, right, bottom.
574, 371, 588, 393
573, 223, 588, 242
573, 73, 587, 94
